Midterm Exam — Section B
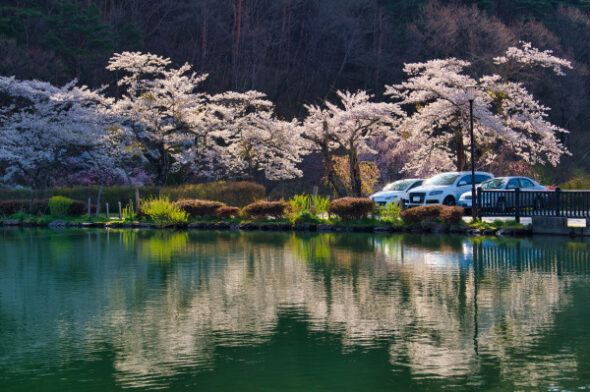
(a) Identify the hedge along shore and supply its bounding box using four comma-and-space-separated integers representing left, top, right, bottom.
0, 218, 533, 237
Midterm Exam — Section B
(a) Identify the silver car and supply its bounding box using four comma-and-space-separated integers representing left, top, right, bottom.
459, 176, 546, 211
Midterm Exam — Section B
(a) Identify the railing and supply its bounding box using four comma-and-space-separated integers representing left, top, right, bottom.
477, 188, 590, 221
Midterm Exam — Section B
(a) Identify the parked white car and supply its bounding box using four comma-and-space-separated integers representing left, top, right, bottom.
406, 171, 494, 207
459, 176, 546, 211
370, 179, 423, 207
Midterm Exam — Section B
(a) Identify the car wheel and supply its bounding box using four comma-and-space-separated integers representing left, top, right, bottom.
443, 196, 455, 206
497, 199, 507, 214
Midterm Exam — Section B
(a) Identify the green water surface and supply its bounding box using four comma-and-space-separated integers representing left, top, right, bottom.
1, 229, 590, 391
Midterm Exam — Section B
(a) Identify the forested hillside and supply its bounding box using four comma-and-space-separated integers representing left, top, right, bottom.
2, 0, 590, 185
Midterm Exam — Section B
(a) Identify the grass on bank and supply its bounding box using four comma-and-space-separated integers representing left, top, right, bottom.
1, 194, 523, 232
468, 219, 525, 231
2, 211, 523, 231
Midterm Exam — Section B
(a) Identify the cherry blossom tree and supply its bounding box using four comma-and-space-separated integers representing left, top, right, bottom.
107, 52, 210, 185
301, 90, 402, 197
0, 76, 118, 189
206, 91, 309, 181
108, 52, 309, 184
385, 42, 572, 177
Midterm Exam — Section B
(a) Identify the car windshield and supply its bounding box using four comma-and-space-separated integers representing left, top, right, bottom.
481, 178, 506, 189
383, 180, 415, 191
424, 173, 460, 186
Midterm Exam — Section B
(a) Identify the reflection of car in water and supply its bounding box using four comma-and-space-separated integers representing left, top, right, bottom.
374, 235, 473, 269
369, 179, 423, 207
459, 177, 547, 213
374, 235, 590, 274
471, 237, 562, 271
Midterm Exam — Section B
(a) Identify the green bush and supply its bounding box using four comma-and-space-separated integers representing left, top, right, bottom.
288, 211, 322, 225
122, 204, 136, 220
400, 205, 464, 225
379, 201, 402, 224
142, 197, 188, 225
311, 195, 330, 215
175, 200, 225, 218
216, 206, 241, 219
241, 200, 289, 220
289, 194, 311, 214
328, 198, 375, 220
49, 196, 73, 217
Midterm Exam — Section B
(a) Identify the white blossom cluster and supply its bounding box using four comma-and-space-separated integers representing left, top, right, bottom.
383, 42, 571, 176
0, 76, 120, 188
0, 43, 573, 188
0, 52, 310, 187
106, 52, 311, 183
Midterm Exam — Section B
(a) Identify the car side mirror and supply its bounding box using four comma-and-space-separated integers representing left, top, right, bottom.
457, 181, 468, 186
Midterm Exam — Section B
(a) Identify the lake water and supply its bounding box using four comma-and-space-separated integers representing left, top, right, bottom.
1, 229, 590, 391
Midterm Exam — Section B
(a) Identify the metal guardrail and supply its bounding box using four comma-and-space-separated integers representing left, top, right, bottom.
477, 188, 590, 221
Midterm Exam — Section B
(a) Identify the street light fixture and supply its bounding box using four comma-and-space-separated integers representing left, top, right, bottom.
466, 85, 477, 219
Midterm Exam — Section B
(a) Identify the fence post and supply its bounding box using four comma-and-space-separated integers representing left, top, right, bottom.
118, 201, 122, 220
135, 188, 140, 214
555, 187, 561, 217
29, 199, 33, 214
96, 186, 103, 217
476, 187, 482, 219
514, 188, 520, 223
106, 203, 110, 219
87, 198, 91, 218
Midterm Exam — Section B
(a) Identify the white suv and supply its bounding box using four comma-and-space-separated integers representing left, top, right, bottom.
406, 171, 494, 207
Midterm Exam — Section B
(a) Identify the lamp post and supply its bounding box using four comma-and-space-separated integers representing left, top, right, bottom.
466, 85, 477, 219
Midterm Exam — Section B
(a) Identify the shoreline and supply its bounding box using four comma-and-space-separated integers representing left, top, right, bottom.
1, 218, 532, 237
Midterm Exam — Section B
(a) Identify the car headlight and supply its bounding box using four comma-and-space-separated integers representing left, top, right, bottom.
429, 190, 443, 196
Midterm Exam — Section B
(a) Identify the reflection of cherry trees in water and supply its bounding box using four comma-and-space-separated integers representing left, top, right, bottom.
0, 230, 588, 389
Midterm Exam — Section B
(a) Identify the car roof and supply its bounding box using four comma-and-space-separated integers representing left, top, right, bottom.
432, 171, 493, 175
486, 176, 534, 180
387, 178, 423, 184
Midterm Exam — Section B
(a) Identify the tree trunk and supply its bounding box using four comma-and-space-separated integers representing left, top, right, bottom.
30, 165, 51, 191
158, 147, 169, 185
349, 145, 362, 197
322, 145, 349, 198
455, 129, 466, 171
